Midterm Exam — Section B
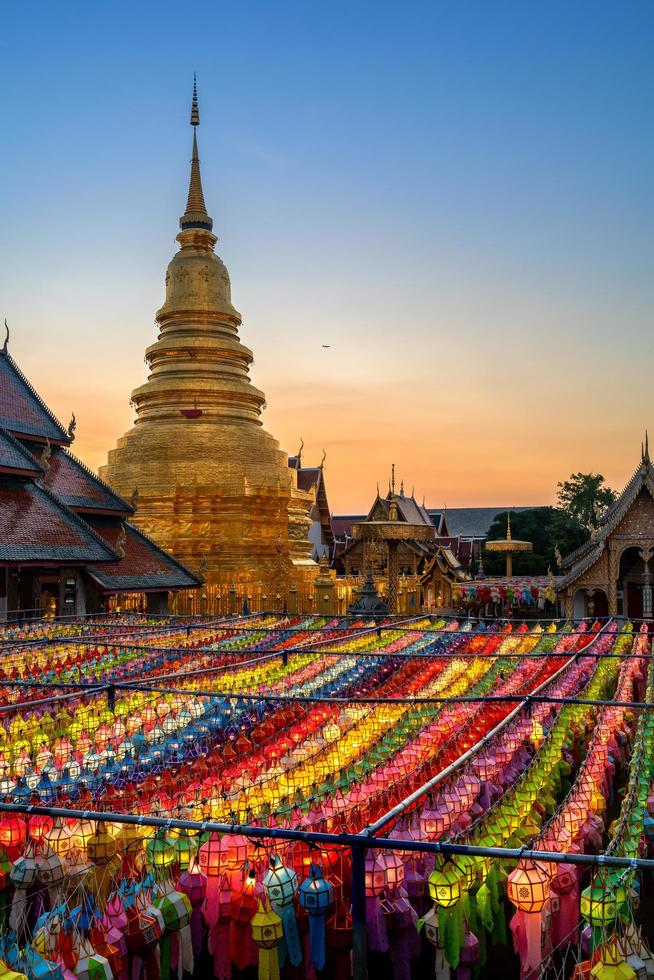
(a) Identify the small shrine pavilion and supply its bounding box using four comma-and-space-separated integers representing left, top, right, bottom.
0, 337, 200, 619
339, 472, 435, 612
558, 440, 654, 619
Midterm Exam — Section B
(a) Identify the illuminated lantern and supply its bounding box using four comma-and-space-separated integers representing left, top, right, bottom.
0, 815, 26, 857
263, 855, 301, 967
299, 863, 334, 971
580, 872, 628, 929
71, 819, 96, 852
365, 853, 388, 897
428, 864, 462, 908
507, 861, 550, 976
87, 823, 117, 904
173, 832, 198, 869
507, 862, 550, 914
179, 859, 207, 957
589, 940, 638, 980
45, 819, 74, 858
420, 805, 450, 838
251, 897, 284, 980
27, 815, 53, 842
145, 830, 176, 871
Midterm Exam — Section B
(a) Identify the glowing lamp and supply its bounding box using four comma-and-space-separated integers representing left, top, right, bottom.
251, 899, 284, 948
580, 873, 628, 927
45, 819, 75, 857
263, 855, 298, 907
428, 864, 462, 908
507, 862, 550, 914
299, 863, 334, 914
0, 814, 26, 854
146, 831, 176, 870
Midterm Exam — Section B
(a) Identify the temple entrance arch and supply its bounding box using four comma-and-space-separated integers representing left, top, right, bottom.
573, 588, 608, 620
618, 546, 654, 619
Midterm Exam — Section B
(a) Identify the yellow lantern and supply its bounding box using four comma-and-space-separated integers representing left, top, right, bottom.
428, 864, 463, 908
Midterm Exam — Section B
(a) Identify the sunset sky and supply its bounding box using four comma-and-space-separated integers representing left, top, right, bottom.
1, 1, 653, 513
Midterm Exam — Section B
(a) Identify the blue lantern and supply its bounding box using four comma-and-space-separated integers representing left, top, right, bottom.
299, 863, 334, 971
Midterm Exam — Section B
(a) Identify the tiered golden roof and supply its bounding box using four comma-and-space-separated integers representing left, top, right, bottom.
100, 80, 314, 588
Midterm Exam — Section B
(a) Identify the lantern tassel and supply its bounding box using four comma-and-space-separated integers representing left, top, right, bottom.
258, 947, 280, 980
278, 905, 302, 967
308, 913, 327, 971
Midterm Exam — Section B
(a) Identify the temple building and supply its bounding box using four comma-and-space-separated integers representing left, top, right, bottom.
287, 447, 334, 561
558, 440, 654, 620
0, 339, 199, 619
100, 81, 315, 592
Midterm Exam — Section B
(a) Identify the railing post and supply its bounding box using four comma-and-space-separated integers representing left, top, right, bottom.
351, 843, 368, 980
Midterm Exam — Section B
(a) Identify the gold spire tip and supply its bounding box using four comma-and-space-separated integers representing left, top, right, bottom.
190, 72, 200, 127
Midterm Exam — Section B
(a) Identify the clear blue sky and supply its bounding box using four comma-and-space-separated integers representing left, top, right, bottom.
1, 1, 653, 509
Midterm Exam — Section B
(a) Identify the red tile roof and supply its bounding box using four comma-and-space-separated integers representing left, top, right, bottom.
87, 520, 201, 592
0, 351, 70, 443
35, 447, 131, 515
0, 430, 44, 477
0, 482, 115, 563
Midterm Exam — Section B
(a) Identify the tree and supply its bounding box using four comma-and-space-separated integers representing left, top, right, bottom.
483, 508, 587, 576
556, 473, 616, 532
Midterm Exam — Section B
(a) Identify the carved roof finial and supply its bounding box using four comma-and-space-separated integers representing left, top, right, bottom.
296, 436, 304, 463
320, 448, 326, 469
645, 430, 650, 463
40, 437, 51, 471
115, 523, 126, 560
130, 485, 139, 513
67, 412, 76, 442
391, 463, 396, 495
506, 511, 512, 541
2, 319, 8, 354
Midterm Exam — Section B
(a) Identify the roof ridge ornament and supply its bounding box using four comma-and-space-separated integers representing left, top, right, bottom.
67, 412, 76, 442
2, 319, 8, 353
40, 437, 51, 471
644, 430, 650, 463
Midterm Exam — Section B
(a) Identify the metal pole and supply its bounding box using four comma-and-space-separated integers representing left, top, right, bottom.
351, 843, 368, 980
0, 802, 652, 870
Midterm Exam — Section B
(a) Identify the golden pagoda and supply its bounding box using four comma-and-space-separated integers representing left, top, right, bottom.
100, 79, 315, 591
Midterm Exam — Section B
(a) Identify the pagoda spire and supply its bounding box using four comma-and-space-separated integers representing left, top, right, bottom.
180, 74, 213, 232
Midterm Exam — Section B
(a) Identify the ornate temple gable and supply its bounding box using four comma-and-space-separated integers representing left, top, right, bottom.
368, 497, 389, 522
563, 545, 610, 592
612, 487, 654, 541
558, 443, 654, 617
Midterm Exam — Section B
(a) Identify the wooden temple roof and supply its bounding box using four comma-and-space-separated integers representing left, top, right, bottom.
0, 350, 70, 444
0, 481, 116, 564
28, 445, 133, 517
86, 519, 201, 592
0, 429, 45, 478
558, 447, 654, 590
0, 345, 200, 591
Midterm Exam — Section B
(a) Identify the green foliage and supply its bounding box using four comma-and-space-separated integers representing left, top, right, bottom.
556, 472, 617, 532
483, 507, 587, 576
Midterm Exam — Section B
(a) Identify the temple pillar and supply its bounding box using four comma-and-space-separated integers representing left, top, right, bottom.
564, 590, 573, 621
387, 540, 399, 614
608, 547, 619, 617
